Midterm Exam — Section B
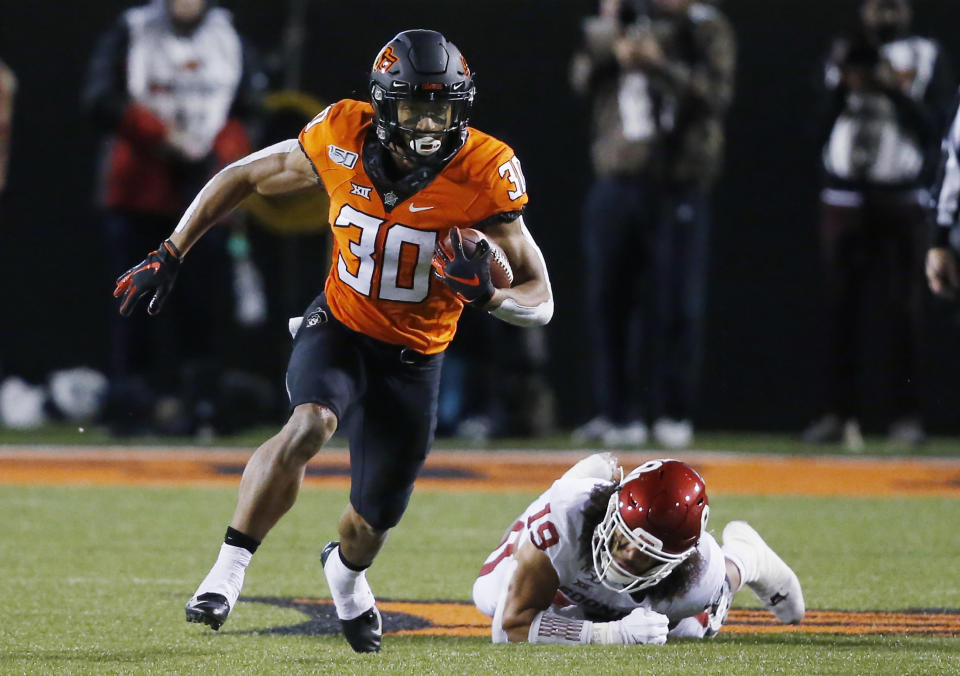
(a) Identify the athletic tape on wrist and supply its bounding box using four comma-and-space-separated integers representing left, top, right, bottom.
528, 610, 593, 644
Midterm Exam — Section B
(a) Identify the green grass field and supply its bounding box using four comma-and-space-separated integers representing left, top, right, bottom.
2, 477, 959, 675
6, 422, 960, 456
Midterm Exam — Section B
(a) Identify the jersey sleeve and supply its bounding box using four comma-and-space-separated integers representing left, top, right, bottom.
462, 135, 530, 224
528, 478, 611, 583
487, 145, 529, 214
649, 532, 726, 624
297, 99, 369, 196
299, 100, 364, 180
297, 103, 334, 174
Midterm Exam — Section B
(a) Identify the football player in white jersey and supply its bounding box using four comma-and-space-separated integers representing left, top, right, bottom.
473, 454, 805, 644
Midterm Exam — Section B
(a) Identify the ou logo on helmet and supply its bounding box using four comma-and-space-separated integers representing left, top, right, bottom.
624, 458, 666, 482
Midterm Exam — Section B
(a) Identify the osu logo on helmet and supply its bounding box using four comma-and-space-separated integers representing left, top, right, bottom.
373, 46, 398, 73
368, 29, 475, 167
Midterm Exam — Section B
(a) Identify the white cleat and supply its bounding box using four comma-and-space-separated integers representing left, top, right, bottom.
652, 418, 693, 449
602, 421, 648, 447
723, 520, 805, 624
571, 416, 615, 444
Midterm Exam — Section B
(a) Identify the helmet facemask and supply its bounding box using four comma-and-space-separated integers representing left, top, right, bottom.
369, 30, 475, 168
371, 84, 473, 166
592, 485, 709, 594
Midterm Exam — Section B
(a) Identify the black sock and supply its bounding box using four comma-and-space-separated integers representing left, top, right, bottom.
224, 526, 261, 554
338, 546, 369, 572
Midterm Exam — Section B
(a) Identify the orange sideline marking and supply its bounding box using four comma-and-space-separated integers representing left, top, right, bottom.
0, 447, 958, 497
277, 599, 960, 637
4, 449, 956, 638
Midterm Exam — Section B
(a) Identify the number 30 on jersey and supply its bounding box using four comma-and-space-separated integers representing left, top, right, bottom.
333, 204, 436, 303
332, 156, 525, 303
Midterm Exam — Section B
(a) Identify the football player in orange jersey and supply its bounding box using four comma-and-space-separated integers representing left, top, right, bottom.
113, 29, 553, 652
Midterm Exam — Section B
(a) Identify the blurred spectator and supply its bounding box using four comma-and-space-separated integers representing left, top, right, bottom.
569, 0, 734, 448
436, 310, 555, 442
620, 0, 735, 448
0, 56, 14, 197
1, 53, 16, 381
804, 0, 954, 449
237, 91, 332, 391
926, 95, 960, 298
569, 0, 660, 447
82, 0, 266, 435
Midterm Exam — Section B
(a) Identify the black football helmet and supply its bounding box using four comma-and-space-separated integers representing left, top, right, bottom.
369, 30, 475, 166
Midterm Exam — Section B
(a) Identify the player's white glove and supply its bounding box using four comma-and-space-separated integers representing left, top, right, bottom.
592, 607, 669, 645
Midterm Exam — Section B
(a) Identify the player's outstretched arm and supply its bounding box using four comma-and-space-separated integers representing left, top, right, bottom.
113, 140, 320, 316
498, 539, 561, 642
170, 139, 320, 255
498, 540, 669, 645
481, 216, 554, 326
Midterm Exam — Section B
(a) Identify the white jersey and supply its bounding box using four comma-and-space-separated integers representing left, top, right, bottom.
822, 36, 941, 185
124, 3, 242, 156
475, 476, 726, 627
935, 96, 960, 228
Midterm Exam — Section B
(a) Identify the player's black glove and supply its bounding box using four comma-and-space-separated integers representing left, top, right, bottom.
113, 239, 182, 316
432, 227, 495, 306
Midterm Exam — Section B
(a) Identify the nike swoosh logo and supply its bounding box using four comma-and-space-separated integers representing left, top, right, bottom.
409, 204, 434, 212
445, 273, 480, 286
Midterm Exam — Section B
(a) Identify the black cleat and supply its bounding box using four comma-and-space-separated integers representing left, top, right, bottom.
321, 541, 382, 653
340, 606, 382, 653
185, 592, 230, 630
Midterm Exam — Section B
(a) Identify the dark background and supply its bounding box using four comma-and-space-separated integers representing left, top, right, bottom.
2, 0, 959, 433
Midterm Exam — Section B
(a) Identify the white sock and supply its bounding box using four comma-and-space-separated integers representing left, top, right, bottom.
323, 545, 375, 621
721, 546, 755, 592
192, 543, 252, 610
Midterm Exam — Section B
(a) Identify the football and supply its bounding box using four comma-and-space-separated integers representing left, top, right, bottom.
439, 228, 514, 288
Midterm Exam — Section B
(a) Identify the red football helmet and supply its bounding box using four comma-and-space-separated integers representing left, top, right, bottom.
592, 459, 709, 593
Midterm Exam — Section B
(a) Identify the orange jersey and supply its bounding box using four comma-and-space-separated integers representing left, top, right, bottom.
298, 99, 529, 354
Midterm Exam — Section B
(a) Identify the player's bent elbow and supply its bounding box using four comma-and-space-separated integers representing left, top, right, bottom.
489, 297, 553, 327
500, 613, 534, 643
526, 297, 554, 326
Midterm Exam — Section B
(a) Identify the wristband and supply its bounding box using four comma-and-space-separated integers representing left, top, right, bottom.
161, 239, 182, 260
527, 611, 593, 644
